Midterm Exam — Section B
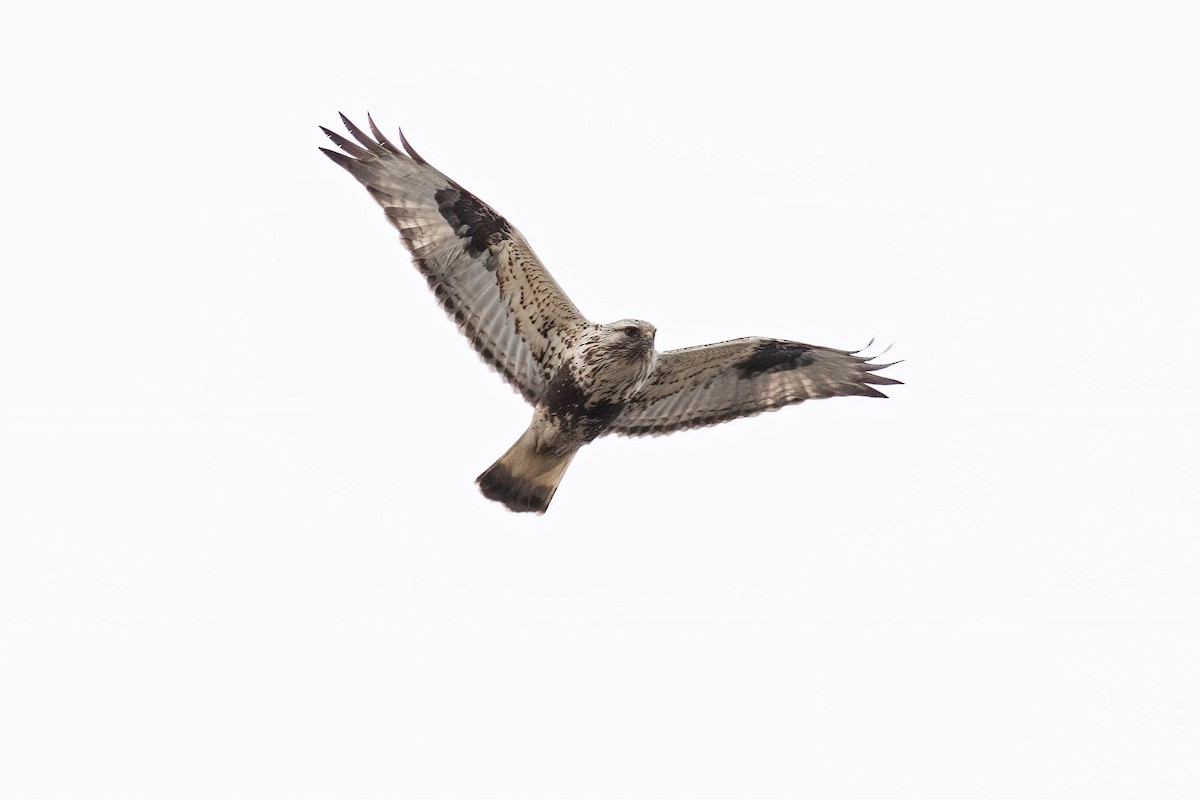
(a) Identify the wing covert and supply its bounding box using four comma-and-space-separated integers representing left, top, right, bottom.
609, 337, 900, 436
321, 115, 590, 403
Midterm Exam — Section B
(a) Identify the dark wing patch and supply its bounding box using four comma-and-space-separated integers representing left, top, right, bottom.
609, 337, 900, 437
321, 114, 591, 403
734, 340, 815, 379
434, 185, 512, 261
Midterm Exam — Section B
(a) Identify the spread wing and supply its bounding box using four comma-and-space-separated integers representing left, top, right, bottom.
321, 115, 591, 404
609, 338, 900, 436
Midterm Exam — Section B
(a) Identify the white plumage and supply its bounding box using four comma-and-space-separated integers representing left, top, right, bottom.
322, 115, 899, 513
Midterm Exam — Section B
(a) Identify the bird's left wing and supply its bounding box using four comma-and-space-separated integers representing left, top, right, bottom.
321, 115, 591, 404
609, 337, 900, 436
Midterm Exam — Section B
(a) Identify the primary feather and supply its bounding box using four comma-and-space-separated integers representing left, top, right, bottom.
321, 114, 589, 403
322, 115, 900, 512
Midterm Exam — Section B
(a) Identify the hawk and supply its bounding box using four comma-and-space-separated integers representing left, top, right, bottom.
321, 115, 900, 514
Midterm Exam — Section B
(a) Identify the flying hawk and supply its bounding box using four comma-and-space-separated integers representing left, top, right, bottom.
321, 115, 900, 514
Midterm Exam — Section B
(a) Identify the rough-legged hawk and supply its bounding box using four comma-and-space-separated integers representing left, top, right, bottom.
321, 115, 900, 514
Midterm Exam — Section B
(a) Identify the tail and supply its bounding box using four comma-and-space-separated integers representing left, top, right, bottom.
476, 427, 579, 514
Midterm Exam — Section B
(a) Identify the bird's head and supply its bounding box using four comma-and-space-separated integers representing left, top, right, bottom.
573, 319, 658, 393
594, 319, 656, 356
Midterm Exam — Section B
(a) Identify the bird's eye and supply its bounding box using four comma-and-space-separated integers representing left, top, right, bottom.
623, 326, 640, 337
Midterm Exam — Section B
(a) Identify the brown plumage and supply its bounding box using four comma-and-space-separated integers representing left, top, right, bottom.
322, 115, 900, 513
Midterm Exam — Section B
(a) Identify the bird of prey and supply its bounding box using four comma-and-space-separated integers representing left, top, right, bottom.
321, 115, 900, 514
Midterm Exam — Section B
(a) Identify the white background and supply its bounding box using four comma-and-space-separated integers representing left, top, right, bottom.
2, 1, 1198, 798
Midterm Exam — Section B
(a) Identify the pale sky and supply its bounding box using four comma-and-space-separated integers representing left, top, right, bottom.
2, 1, 1198, 798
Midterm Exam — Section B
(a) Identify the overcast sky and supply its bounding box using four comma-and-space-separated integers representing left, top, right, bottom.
2, 1, 1198, 798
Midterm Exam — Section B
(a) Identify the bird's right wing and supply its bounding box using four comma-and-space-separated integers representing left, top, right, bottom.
609, 337, 900, 436
321, 115, 591, 404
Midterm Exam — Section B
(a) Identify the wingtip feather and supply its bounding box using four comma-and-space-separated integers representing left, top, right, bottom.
366, 113, 404, 155
340, 112, 387, 155
320, 126, 374, 159
397, 126, 428, 164
319, 146, 359, 171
